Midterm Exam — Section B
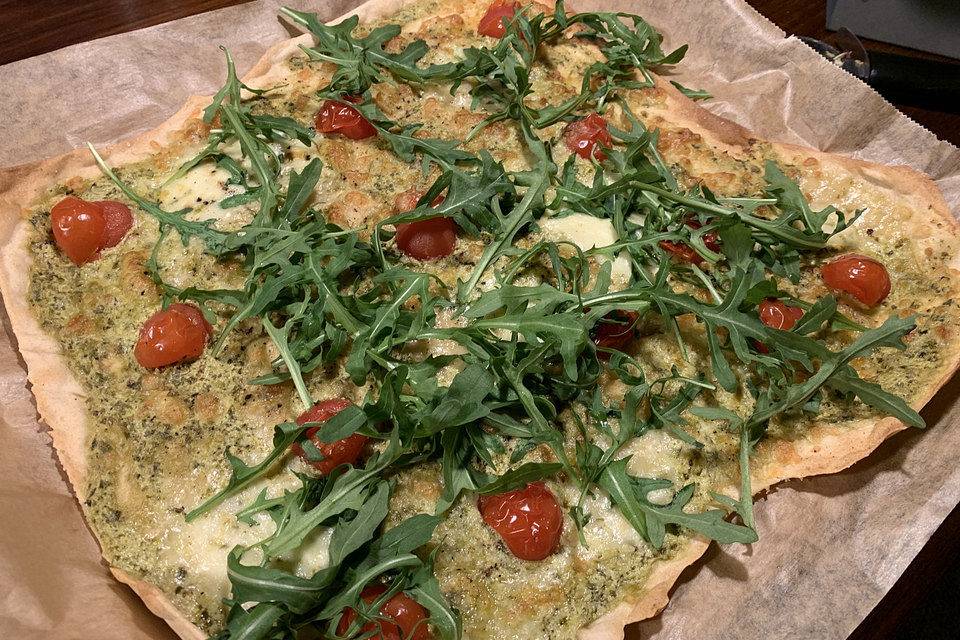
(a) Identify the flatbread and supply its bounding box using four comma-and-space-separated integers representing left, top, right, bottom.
1, 0, 958, 638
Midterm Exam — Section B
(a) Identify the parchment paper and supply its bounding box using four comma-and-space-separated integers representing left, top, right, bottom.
1, 1, 958, 639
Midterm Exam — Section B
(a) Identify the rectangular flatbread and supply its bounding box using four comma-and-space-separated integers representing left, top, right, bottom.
1, 1, 958, 639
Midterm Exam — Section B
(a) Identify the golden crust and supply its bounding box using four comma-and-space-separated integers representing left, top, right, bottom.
579, 538, 711, 640
0, 0, 957, 639
111, 568, 205, 640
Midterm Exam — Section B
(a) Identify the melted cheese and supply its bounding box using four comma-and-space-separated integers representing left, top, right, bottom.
538, 213, 631, 284
160, 472, 308, 606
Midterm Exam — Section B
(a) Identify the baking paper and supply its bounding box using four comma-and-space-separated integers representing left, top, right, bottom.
0, 0, 957, 638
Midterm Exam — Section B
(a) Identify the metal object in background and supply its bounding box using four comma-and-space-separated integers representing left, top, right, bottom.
800, 29, 960, 115
826, 0, 960, 60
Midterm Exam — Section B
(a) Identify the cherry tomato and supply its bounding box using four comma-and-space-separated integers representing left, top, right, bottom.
478, 481, 563, 561
591, 310, 639, 360
314, 96, 376, 140
759, 299, 804, 331
563, 114, 612, 161
134, 303, 213, 368
50, 196, 106, 265
659, 217, 720, 265
821, 253, 891, 307
755, 299, 804, 354
337, 585, 430, 640
478, 0, 520, 38
51, 196, 135, 265
95, 200, 134, 248
291, 398, 369, 475
394, 188, 457, 261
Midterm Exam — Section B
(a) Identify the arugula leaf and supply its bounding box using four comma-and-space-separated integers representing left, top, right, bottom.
226, 548, 336, 614
185, 421, 305, 521
327, 481, 391, 565
599, 459, 756, 548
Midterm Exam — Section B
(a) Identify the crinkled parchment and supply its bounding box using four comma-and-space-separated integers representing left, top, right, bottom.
0, 0, 957, 638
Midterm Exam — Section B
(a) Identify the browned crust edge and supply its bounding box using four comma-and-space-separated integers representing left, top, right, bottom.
0, 1, 957, 639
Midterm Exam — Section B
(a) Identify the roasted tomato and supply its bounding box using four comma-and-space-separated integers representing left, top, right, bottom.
755, 298, 804, 353
478, 0, 520, 38
393, 188, 457, 261
95, 200, 134, 249
51, 196, 134, 265
134, 303, 213, 368
314, 96, 376, 140
337, 585, 430, 640
821, 253, 891, 307
50, 196, 106, 265
562, 113, 612, 161
291, 398, 369, 475
479, 481, 563, 561
591, 310, 639, 360
659, 216, 720, 265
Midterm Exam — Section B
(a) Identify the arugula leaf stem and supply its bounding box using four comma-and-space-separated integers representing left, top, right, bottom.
261, 317, 314, 410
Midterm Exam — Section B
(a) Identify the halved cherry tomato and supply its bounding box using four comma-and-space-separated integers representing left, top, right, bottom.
478, 0, 520, 38
50, 196, 106, 265
591, 310, 639, 360
563, 114, 612, 161
314, 96, 376, 140
755, 298, 804, 354
51, 197, 134, 265
478, 481, 563, 561
394, 188, 457, 261
291, 398, 369, 475
95, 200, 134, 249
134, 303, 212, 368
759, 299, 804, 331
337, 585, 430, 640
659, 216, 720, 265
821, 253, 891, 307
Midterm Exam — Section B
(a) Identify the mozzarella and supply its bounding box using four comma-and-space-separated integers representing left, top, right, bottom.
161, 472, 324, 601
159, 163, 238, 213
618, 428, 691, 495
159, 140, 317, 220
580, 488, 644, 548
537, 213, 631, 284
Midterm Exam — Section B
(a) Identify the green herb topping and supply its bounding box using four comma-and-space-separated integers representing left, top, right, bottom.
88, 2, 922, 638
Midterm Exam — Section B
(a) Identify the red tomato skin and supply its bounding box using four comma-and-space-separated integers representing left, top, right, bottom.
337, 586, 430, 640
821, 253, 891, 307
314, 96, 376, 140
755, 299, 804, 353
759, 299, 804, 331
592, 310, 639, 360
94, 200, 133, 248
50, 196, 106, 265
659, 217, 720, 264
563, 114, 612, 161
134, 303, 212, 368
394, 187, 444, 213
478, 0, 520, 38
291, 398, 369, 475
659, 239, 704, 264
478, 481, 563, 561
393, 188, 457, 261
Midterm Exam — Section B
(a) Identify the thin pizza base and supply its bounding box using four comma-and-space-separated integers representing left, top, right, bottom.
0, 0, 958, 638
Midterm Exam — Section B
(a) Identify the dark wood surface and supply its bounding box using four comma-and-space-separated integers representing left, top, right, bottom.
1, 1, 957, 639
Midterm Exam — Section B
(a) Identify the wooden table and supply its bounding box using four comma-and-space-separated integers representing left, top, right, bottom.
1, 1, 957, 639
